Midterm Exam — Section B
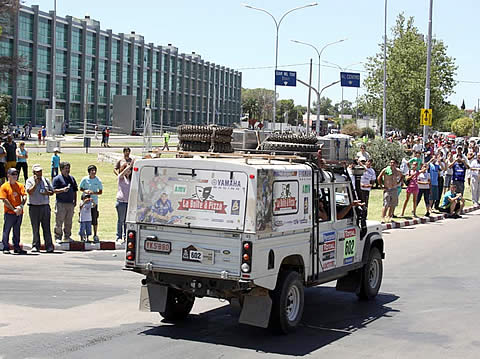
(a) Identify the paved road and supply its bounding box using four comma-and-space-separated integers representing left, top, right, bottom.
1, 212, 479, 359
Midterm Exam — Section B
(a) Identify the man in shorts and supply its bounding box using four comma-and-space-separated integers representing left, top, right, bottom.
377, 159, 402, 223
79, 165, 103, 242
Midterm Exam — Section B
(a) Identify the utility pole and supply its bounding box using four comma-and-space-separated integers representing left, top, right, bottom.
306, 58, 313, 134
423, 0, 433, 142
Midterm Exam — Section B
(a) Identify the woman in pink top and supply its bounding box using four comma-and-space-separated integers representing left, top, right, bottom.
401, 161, 420, 217
115, 162, 132, 242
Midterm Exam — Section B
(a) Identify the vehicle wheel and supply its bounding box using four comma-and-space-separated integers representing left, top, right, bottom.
160, 288, 195, 321
357, 247, 383, 300
269, 271, 304, 334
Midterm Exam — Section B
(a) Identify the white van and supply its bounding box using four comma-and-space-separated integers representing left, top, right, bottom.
125, 153, 384, 334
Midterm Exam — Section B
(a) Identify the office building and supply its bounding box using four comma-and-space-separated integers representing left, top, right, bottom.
0, 5, 242, 131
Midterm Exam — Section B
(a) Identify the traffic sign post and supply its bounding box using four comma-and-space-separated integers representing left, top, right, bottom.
340, 72, 360, 88
420, 108, 433, 126
275, 70, 297, 87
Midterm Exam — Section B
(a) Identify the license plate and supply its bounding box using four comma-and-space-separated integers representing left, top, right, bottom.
182, 246, 214, 264
144, 240, 171, 254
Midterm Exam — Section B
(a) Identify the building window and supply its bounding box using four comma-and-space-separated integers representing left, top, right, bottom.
99, 60, 108, 81
56, 23, 68, 49
55, 77, 66, 100
112, 40, 120, 61
70, 80, 81, 102
17, 72, 33, 97
69, 103, 80, 120
87, 81, 94, 102
70, 54, 82, 77
111, 62, 118, 83
19, 13, 33, 41
0, 39, 13, 57
133, 46, 139, 66
86, 57, 95, 79
97, 105, 107, 124
122, 65, 130, 84
110, 84, 118, 101
86, 32, 96, 55
38, 18, 51, 45
98, 83, 107, 103
17, 100, 32, 125
123, 42, 131, 63
99, 36, 109, 58
37, 74, 50, 98
55, 50, 67, 74
18, 42, 33, 68
72, 28, 82, 52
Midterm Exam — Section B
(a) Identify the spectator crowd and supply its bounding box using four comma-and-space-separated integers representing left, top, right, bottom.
0, 131, 133, 254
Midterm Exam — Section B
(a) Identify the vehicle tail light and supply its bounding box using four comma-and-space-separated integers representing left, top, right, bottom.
241, 241, 252, 273
125, 230, 136, 266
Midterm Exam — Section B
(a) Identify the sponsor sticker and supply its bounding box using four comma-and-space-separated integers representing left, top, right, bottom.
304, 197, 309, 214
322, 231, 337, 269
182, 245, 214, 264
302, 184, 311, 193
178, 198, 227, 214
343, 228, 356, 262
231, 200, 240, 215
174, 185, 187, 194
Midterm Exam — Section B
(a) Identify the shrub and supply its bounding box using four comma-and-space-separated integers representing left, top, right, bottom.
352, 138, 405, 177
451, 117, 473, 137
341, 123, 362, 138
361, 127, 375, 139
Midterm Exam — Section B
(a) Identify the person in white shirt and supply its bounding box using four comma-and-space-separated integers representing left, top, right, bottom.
412, 138, 423, 153
356, 144, 370, 161
469, 153, 480, 205
359, 159, 376, 214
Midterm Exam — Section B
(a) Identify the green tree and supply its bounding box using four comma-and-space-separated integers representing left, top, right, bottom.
292, 105, 307, 126
364, 13, 457, 134
241, 88, 274, 123
341, 123, 362, 137
334, 100, 354, 116
451, 117, 473, 137
0, 93, 10, 128
312, 96, 335, 116
0, 1, 23, 82
276, 99, 297, 125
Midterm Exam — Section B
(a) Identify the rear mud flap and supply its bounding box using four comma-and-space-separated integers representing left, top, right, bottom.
336, 271, 361, 293
238, 290, 272, 328
139, 284, 168, 312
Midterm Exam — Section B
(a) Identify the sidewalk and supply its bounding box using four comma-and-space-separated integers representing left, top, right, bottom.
382, 204, 480, 230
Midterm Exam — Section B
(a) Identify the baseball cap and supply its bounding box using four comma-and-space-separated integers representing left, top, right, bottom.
53, 147, 60, 153
7, 168, 18, 176
32, 164, 43, 172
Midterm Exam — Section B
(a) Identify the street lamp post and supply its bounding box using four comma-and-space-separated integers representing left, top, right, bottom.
291, 38, 346, 134
423, 0, 433, 142
323, 60, 362, 129
242, 2, 318, 131
383, 0, 388, 139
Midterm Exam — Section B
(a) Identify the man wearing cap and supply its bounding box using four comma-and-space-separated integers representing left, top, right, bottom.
26, 164, 56, 253
0, 168, 27, 254
52, 162, 78, 243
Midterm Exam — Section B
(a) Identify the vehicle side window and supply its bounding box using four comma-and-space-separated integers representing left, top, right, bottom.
335, 185, 353, 222
317, 187, 331, 222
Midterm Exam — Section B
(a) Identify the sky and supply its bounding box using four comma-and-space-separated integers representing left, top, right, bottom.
26, 0, 480, 110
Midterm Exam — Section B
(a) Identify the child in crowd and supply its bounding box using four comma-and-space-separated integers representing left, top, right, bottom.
51, 147, 60, 179
79, 193, 94, 242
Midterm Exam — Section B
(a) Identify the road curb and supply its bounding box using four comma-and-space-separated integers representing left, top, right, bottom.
382, 204, 480, 230
0, 241, 125, 251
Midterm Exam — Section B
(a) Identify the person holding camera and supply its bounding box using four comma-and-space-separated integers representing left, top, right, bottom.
449, 154, 470, 196
25, 164, 56, 253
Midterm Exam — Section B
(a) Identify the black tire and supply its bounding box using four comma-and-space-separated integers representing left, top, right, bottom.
269, 271, 304, 334
178, 133, 232, 143
177, 125, 233, 136
261, 141, 319, 153
357, 247, 383, 300
160, 288, 195, 321
266, 134, 317, 145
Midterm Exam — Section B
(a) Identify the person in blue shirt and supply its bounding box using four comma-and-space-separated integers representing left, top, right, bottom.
79, 165, 103, 242
152, 192, 174, 223
51, 147, 60, 179
428, 154, 445, 210
448, 155, 469, 195
439, 183, 464, 218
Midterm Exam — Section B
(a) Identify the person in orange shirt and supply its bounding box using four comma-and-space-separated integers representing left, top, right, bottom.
1, 167, 27, 254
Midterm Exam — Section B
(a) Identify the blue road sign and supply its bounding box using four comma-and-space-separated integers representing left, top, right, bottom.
340, 72, 360, 88
275, 70, 297, 87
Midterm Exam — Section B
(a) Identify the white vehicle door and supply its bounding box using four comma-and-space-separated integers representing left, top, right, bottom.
317, 184, 337, 271
334, 184, 360, 268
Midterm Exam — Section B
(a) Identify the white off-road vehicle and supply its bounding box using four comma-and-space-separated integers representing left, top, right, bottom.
124, 151, 384, 334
